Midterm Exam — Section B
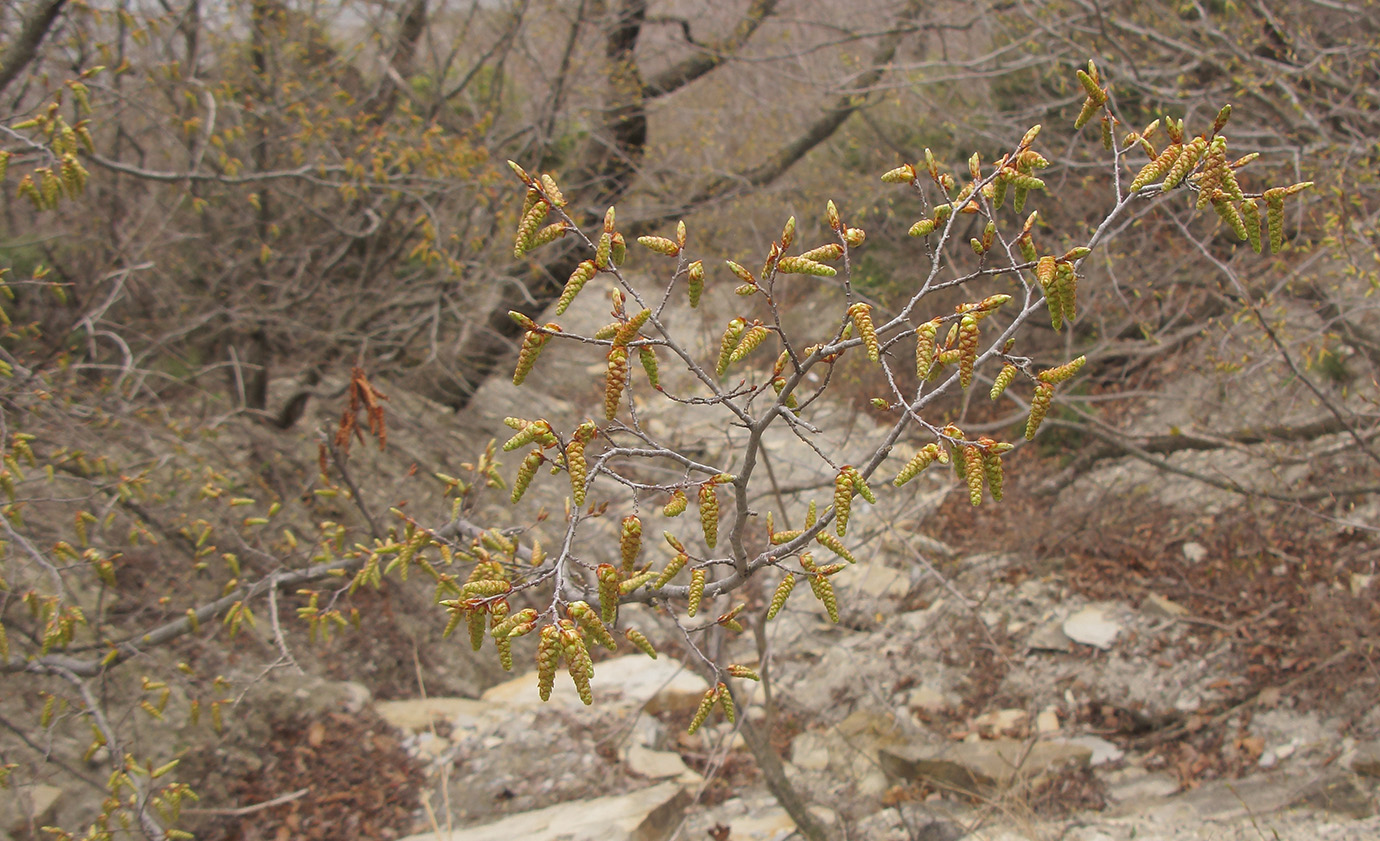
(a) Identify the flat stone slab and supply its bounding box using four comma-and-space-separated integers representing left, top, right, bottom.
481, 654, 708, 713
398, 782, 688, 841
879, 738, 1092, 794
1063, 607, 1122, 650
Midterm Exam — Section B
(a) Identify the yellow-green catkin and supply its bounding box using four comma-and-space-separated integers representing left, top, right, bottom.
814, 531, 856, 564
625, 628, 657, 658
687, 685, 718, 734
715, 318, 746, 377
810, 573, 839, 623
1055, 261, 1078, 323
638, 346, 660, 390
729, 322, 771, 365
894, 443, 940, 486
605, 346, 629, 421
833, 469, 854, 537
848, 303, 880, 362
717, 682, 736, 724
915, 319, 940, 380
513, 329, 552, 385
663, 488, 688, 517
698, 483, 720, 549
567, 601, 617, 651
619, 515, 642, 574
687, 261, 705, 308
537, 624, 560, 701
511, 450, 544, 503
687, 568, 706, 617
1242, 199, 1263, 253
490, 602, 514, 670
848, 466, 876, 504
1026, 381, 1055, 440
1039, 355, 1086, 385
1265, 188, 1285, 253
766, 573, 795, 620
957, 314, 979, 389
654, 553, 688, 588
561, 623, 594, 705
991, 364, 1018, 400
597, 563, 621, 624
983, 449, 1005, 502
963, 445, 985, 506
566, 440, 588, 506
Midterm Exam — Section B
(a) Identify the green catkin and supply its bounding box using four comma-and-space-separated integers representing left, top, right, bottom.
536, 624, 560, 701
687, 568, 706, 617
512, 329, 552, 385
654, 553, 688, 588
814, 531, 856, 564
963, 445, 985, 506
776, 256, 837, 277
638, 346, 660, 389
1038, 355, 1086, 385
625, 628, 657, 658
729, 323, 771, 364
490, 602, 514, 670
597, 564, 620, 624
663, 489, 688, 517
511, 450, 544, 503
1242, 199, 1263, 253
833, 470, 854, 537
717, 683, 736, 724
1056, 261, 1078, 323
614, 309, 652, 347
566, 439, 588, 506
991, 364, 1018, 400
1266, 191, 1285, 252
561, 623, 594, 705
848, 467, 876, 504
848, 303, 880, 362
687, 686, 718, 734
983, 451, 1005, 502
619, 515, 642, 574
957, 314, 979, 389
715, 318, 746, 377
687, 261, 704, 307
894, 443, 940, 486
1026, 382, 1055, 440
811, 574, 839, 622
567, 602, 618, 651
915, 320, 940, 380
766, 573, 795, 620
698, 483, 720, 548
605, 346, 629, 421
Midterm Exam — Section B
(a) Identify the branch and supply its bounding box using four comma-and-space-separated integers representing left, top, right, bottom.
640, 0, 780, 98
673, 0, 924, 211
0, 0, 68, 95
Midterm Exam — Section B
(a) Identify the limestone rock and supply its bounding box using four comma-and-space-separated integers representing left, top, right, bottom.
375, 697, 491, 733
879, 738, 1092, 794
1351, 741, 1380, 778
624, 745, 696, 782
1065, 735, 1123, 766
1062, 607, 1122, 650
1027, 620, 1072, 652
1, 784, 61, 835
398, 782, 688, 841
481, 654, 708, 714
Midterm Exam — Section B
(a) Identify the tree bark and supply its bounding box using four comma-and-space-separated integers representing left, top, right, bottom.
0, 0, 68, 95
424, 0, 925, 410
